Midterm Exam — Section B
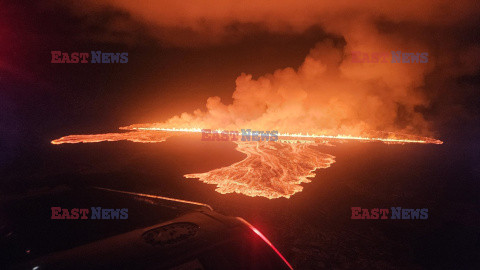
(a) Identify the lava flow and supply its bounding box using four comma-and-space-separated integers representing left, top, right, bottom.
51, 130, 172, 144
185, 141, 335, 199
50, 37, 445, 199
51, 127, 442, 199
123, 127, 444, 145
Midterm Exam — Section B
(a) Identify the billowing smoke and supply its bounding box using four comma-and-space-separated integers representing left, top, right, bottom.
61, 0, 479, 47
123, 39, 432, 136
49, 1, 476, 198
59, 0, 480, 136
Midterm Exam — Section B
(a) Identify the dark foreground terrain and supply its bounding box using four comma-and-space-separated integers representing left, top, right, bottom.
1, 134, 479, 269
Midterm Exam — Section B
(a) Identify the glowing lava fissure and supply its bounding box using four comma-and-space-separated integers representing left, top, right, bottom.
125, 127, 444, 145
51, 127, 442, 199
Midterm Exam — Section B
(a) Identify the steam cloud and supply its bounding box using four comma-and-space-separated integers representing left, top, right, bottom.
124, 40, 433, 136
62, 0, 480, 136
50, 1, 476, 198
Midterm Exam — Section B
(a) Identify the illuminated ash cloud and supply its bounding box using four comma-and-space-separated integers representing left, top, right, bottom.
124, 40, 435, 137
51, 0, 460, 198
63, 0, 480, 47
62, 0, 480, 135
185, 141, 335, 199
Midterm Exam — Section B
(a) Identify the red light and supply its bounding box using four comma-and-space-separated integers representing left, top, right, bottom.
237, 218, 294, 270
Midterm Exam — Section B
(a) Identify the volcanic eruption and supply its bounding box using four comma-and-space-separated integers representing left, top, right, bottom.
51, 39, 444, 199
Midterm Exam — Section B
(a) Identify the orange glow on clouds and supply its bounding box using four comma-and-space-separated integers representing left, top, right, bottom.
50, 1, 454, 198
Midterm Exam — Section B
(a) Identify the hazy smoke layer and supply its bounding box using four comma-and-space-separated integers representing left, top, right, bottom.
65, 0, 479, 46
123, 39, 433, 136
63, 0, 480, 136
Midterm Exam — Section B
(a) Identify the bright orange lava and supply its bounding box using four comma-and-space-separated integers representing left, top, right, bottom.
51, 130, 172, 144
51, 127, 442, 199
185, 141, 335, 199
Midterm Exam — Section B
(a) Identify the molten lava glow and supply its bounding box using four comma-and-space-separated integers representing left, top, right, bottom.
51, 127, 442, 199
126, 127, 443, 145
185, 141, 335, 199
51, 130, 173, 144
